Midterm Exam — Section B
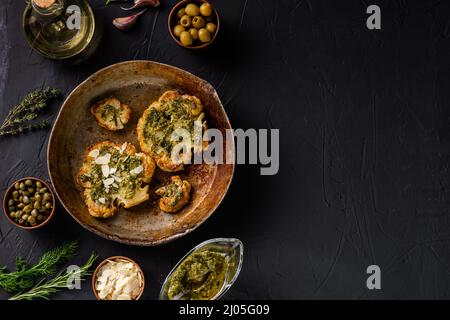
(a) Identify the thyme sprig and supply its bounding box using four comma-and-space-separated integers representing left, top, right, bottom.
9, 253, 97, 300
0, 87, 60, 137
0, 241, 78, 293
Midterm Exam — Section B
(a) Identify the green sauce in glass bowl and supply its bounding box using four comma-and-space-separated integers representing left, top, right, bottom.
160, 238, 244, 300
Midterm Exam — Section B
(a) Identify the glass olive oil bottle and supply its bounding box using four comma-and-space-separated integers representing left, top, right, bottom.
23, 0, 101, 63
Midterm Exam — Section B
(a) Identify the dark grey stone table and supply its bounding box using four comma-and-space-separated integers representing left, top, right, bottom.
1, 0, 450, 300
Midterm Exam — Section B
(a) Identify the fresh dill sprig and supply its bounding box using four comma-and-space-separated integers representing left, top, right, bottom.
0, 87, 60, 137
9, 253, 97, 301
0, 241, 78, 293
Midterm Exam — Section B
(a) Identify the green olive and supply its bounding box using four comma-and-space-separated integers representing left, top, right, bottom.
192, 16, 205, 29
176, 8, 186, 19
173, 24, 185, 37
180, 15, 192, 27
206, 22, 216, 34
198, 28, 211, 43
189, 28, 199, 40
185, 3, 200, 16
36, 181, 42, 188
199, 2, 212, 16
180, 31, 193, 46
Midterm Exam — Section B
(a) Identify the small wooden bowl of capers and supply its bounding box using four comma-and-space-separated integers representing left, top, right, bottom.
3, 177, 56, 229
168, 0, 220, 49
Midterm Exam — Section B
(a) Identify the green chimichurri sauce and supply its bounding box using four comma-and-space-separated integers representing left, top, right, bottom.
167, 250, 232, 300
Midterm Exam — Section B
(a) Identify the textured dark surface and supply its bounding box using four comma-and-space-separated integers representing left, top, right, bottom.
1, 0, 450, 300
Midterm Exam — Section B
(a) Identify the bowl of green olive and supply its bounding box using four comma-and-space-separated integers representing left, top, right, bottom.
3, 177, 56, 229
168, 0, 219, 49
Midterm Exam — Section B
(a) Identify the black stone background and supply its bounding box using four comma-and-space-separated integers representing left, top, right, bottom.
1, 0, 450, 300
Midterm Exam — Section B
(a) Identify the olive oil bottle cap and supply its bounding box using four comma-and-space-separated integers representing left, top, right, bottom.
33, 0, 56, 9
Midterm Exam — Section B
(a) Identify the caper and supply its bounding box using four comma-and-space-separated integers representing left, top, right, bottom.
8, 206, 15, 212
173, 24, 185, 37
198, 28, 211, 43
34, 201, 41, 209
12, 190, 19, 198
206, 22, 216, 34
185, 3, 200, 16
17, 203, 25, 209
25, 179, 32, 186
22, 191, 29, 197
180, 15, 191, 27
189, 28, 199, 40
39, 208, 47, 213
18, 219, 25, 225
37, 214, 45, 221
8, 199, 14, 207
22, 214, 29, 220
19, 182, 25, 190
45, 202, 52, 210
43, 193, 52, 201
199, 2, 212, 16
36, 181, 42, 188
31, 209, 39, 217
39, 187, 48, 194
14, 182, 20, 190
35, 194, 42, 202
9, 212, 15, 218
28, 187, 35, 193
23, 205, 32, 213
192, 16, 205, 29
19, 196, 23, 202
28, 216, 36, 224
180, 31, 193, 46
23, 196, 30, 204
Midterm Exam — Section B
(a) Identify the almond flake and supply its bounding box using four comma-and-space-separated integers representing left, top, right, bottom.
89, 149, 100, 158
101, 165, 110, 177
130, 165, 143, 175
103, 178, 115, 186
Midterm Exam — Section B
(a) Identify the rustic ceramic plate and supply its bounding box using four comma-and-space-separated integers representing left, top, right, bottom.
47, 60, 234, 246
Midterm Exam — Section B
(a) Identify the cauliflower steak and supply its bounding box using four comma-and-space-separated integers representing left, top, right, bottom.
78, 141, 156, 218
137, 90, 207, 172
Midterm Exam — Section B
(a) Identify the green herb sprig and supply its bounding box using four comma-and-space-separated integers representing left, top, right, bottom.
0, 87, 60, 137
9, 253, 97, 300
0, 241, 78, 293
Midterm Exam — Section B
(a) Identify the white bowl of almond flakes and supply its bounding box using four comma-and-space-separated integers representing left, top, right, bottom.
92, 256, 145, 300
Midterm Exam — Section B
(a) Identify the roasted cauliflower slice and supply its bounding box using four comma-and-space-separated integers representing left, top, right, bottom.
77, 141, 156, 218
137, 90, 208, 172
155, 176, 191, 213
91, 97, 132, 131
